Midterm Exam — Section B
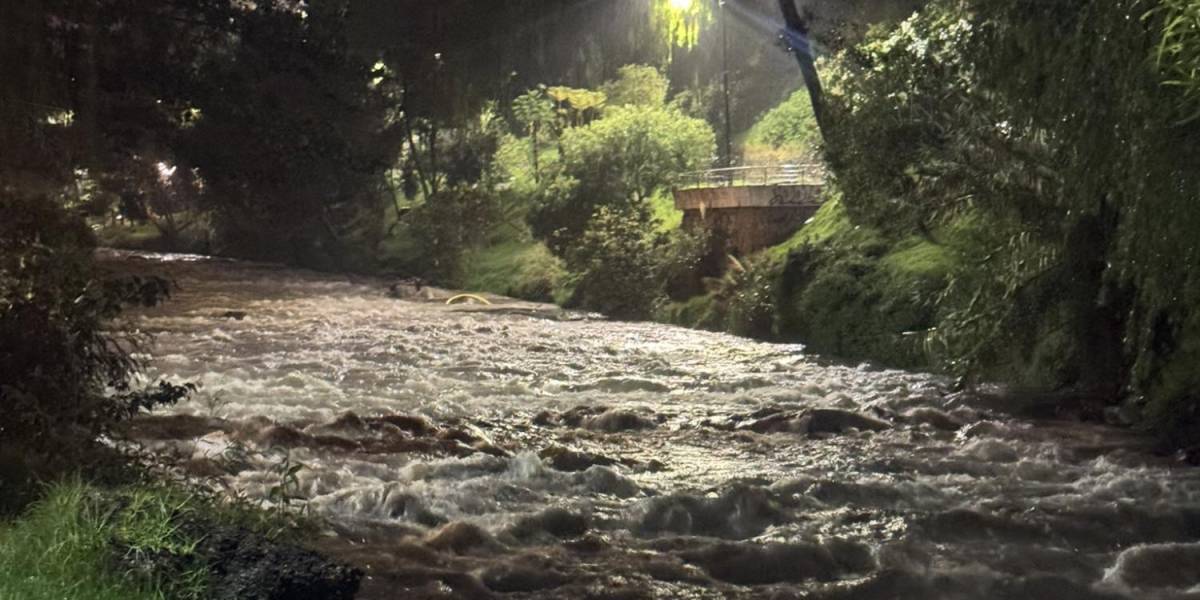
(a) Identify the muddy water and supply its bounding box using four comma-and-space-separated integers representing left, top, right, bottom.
106, 250, 1200, 599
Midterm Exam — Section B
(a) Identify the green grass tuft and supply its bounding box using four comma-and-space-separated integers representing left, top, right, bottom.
0, 479, 174, 600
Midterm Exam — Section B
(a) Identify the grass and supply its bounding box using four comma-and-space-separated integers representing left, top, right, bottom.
0, 480, 193, 600
649, 190, 683, 232
461, 238, 566, 301
881, 236, 958, 278
93, 222, 162, 250
0, 475, 300, 600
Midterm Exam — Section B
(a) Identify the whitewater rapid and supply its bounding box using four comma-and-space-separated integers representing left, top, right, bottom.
106, 250, 1200, 599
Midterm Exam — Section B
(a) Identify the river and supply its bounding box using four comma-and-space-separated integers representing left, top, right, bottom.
104, 250, 1200, 599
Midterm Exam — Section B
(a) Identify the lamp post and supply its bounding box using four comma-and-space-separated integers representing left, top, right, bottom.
721, 0, 734, 168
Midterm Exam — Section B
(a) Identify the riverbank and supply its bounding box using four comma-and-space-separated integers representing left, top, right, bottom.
0, 450, 359, 599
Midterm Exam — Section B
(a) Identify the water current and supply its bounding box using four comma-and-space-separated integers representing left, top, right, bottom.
104, 250, 1200, 599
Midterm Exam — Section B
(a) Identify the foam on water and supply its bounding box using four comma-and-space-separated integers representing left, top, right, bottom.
106, 250, 1200, 599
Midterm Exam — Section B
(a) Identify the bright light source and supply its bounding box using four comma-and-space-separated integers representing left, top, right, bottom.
669, 0, 693, 10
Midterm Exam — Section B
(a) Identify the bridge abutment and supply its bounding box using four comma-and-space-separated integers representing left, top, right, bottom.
673, 184, 823, 256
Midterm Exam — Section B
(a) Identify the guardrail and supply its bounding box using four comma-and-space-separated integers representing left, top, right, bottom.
676, 163, 827, 189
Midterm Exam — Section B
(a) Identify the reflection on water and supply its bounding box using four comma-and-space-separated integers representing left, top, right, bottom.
106, 249, 1200, 599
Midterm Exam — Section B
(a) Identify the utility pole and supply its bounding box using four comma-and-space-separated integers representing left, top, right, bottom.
721, 0, 734, 167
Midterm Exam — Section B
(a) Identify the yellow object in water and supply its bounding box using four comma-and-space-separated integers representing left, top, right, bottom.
446, 294, 492, 306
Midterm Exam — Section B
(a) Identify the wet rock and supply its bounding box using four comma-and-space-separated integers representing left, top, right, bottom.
480, 563, 568, 593
583, 409, 656, 433
817, 569, 934, 599
472, 442, 511, 458
253, 425, 311, 448
196, 526, 360, 600
309, 435, 363, 452
182, 457, 228, 478
738, 408, 891, 436
922, 508, 1044, 543
902, 407, 964, 431
539, 445, 618, 472
577, 377, 671, 393
559, 406, 608, 427
805, 409, 892, 434
387, 279, 428, 299
637, 484, 786, 539
220, 310, 248, 320
679, 539, 874, 585
583, 587, 655, 600
800, 480, 907, 508
563, 534, 610, 554
425, 522, 501, 554
380, 490, 446, 527
1103, 542, 1200, 590
510, 507, 589, 539
372, 414, 435, 435
957, 420, 1006, 439
309, 412, 367, 435
575, 465, 641, 498
996, 575, 1125, 600
642, 559, 709, 584
437, 426, 484, 445
959, 438, 1019, 463
123, 414, 232, 440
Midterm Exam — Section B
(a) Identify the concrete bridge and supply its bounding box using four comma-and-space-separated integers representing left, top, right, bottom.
672, 164, 826, 257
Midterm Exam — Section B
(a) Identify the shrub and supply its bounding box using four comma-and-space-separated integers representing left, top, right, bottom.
0, 194, 189, 452
565, 206, 663, 319
746, 88, 820, 155
529, 105, 714, 254
402, 187, 499, 285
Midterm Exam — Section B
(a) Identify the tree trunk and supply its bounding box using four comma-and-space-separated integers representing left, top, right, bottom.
777, 0, 831, 144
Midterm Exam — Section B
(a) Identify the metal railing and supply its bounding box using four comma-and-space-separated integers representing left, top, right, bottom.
676, 163, 827, 189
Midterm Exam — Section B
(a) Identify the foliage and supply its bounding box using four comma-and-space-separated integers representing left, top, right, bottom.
745, 89, 821, 161
565, 206, 665, 319
0, 477, 305, 600
1153, 0, 1200, 122
512, 87, 558, 182
547, 87, 608, 127
402, 187, 499, 285
659, 226, 712, 300
462, 240, 566, 303
529, 105, 714, 254
651, 0, 715, 53
0, 481, 176, 600
602, 65, 671, 108
810, 0, 1200, 443
0, 194, 190, 451
181, 3, 401, 269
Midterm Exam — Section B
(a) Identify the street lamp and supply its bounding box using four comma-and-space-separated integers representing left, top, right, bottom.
720, 0, 733, 168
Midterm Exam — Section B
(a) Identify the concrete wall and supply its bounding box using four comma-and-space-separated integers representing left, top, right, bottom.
674, 185, 823, 256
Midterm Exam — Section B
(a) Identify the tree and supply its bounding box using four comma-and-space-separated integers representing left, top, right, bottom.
180, 3, 402, 268
602, 64, 670, 108
817, 0, 1200, 446
512, 87, 557, 182
529, 105, 715, 254
0, 193, 189, 451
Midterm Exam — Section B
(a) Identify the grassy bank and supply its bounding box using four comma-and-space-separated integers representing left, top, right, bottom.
0, 470, 351, 600
1, 479, 217, 600
660, 196, 961, 370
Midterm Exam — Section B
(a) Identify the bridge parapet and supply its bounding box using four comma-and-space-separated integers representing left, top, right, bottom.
671, 163, 827, 257
676, 163, 826, 189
